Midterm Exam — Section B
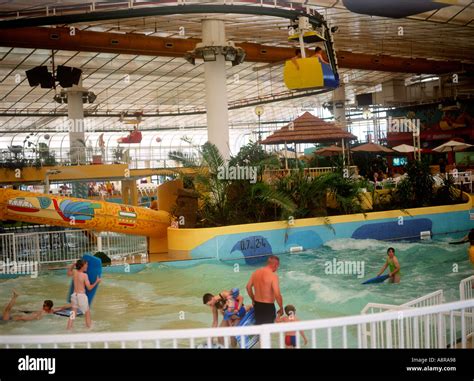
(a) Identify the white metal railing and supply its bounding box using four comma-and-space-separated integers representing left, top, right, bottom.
98, 231, 147, 260
0, 233, 15, 262
362, 290, 444, 315
460, 275, 474, 301
264, 166, 358, 179
0, 229, 147, 266
1, 300, 473, 349
402, 290, 444, 308
460, 275, 474, 339
361, 290, 445, 348
449, 171, 472, 193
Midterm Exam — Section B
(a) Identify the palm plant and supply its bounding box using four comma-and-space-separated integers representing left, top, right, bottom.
433, 174, 460, 205
275, 169, 327, 218
170, 142, 295, 227
393, 160, 434, 208
229, 141, 280, 181
315, 171, 366, 215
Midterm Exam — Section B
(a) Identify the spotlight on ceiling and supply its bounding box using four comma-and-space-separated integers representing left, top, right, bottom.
331, 26, 339, 33
184, 52, 196, 65
84, 91, 97, 104
25, 66, 55, 88
53, 92, 67, 104
202, 48, 217, 62
232, 48, 246, 66
54, 90, 97, 104
56, 65, 82, 88
223, 46, 237, 62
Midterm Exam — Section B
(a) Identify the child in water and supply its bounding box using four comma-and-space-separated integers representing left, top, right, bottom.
377, 247, 401, 283
276, 305, 308, 348
222, 288, 247, 326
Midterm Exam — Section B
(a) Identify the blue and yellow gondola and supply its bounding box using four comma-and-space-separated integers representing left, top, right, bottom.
283, 57, 339, 91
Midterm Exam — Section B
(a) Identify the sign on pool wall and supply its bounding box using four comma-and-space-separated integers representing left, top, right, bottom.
231, 236, 273, 265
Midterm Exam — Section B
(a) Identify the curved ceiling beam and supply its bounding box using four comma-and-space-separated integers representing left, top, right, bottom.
0, 4, 323, 29
0, 27, 471, 74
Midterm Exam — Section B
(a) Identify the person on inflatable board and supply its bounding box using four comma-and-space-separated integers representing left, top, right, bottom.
275, 305, 308, 348
203, 289, 250, 347
377, 247, 401, 284
202, 288, 249, 328
67, 259, 101, 329
312, 46, 329, 65
247, 255, 284, 325
222, 288, 249, 326
2, 290, 70, 322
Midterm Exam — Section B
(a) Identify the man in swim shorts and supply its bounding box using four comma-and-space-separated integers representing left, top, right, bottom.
2, 290, 68, 322
246, 255, 283, 325
67, 259, 101, 329
377, 247, 401, 284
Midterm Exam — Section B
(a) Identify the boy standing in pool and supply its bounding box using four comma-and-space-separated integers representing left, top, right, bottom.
377, 247, 401, 284
67, 259, 101, 329
276, 305, 308, 348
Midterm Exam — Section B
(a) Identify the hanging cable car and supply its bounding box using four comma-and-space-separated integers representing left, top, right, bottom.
284, 57, 339, 90
288, 30, 326, 43
283, 16, 339, 91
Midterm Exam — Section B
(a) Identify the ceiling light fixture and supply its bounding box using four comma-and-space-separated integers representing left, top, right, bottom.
201, 47, 217, 62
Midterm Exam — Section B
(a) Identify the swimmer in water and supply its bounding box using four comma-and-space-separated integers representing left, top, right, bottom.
377, 247, 401, 284
2, 290, 69, 322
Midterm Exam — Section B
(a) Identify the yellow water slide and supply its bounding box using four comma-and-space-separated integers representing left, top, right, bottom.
0, 188, 171, 256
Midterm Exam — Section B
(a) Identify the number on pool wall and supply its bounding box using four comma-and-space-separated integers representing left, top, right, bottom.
255, 238, 266, 249
240, 239, 251, 251
234, 236, 272, 265
239, 237, 267, 251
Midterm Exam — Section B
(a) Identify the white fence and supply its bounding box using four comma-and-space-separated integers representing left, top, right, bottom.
460, 275, 474, 340
361, 290, 444, 315
1, 300, 473, 349
264, 166, 358, 179
0, 229, 147, 266
460, 275, 474, 302
361, 290, 446, 348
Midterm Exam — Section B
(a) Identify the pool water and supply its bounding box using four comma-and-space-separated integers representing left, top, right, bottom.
0, 235, 472, 336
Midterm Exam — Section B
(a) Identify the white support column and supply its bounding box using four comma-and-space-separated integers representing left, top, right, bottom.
66, 79, 89, 198
202, 19, 230, 160
67, 81, 86, 165
333, 84, 347, 131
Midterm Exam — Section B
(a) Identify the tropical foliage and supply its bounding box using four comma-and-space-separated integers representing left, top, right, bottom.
169, 142, 464, 228
170, 141, 295, 227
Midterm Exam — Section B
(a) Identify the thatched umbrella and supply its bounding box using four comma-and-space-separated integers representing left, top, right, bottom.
261, 112, 356, 168
315, 145, 344, 157
392, 144, 416, 153
351, 142, 394, 153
